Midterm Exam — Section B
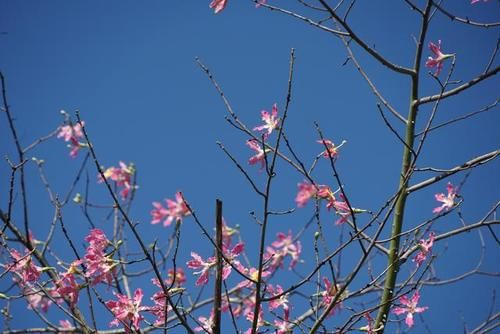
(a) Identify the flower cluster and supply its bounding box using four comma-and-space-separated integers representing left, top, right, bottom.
247, 103, 280, 169
317, 139, 346, 160
57, 119, 86, 158
98, 161, 136, 199
151, 191, 191, 227
83, 229, 117, 285
5, 249, 41, 283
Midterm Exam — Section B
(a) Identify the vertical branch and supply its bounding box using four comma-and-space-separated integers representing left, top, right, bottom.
212, 199, 223, 334
374, 1, 432, 332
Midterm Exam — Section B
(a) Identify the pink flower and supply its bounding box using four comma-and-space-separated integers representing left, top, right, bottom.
24, 287, 53, 312
55, 272, 80, 308
244, 309, 264, 334
425, 40, 453, 76
59, 320, 74, 331
5, 249, 41, 283
392, 291, 428, 328
295, 181, 318, 207
57, 121, 86, 158
83, 229, 116, 285
360, 312, 375, 334
274, 315, 293, 334
265, 231, 301, 270
413, 232, 435, 267
433, 182, 457, 214
187, 243, 244, 286
148, 278, 173, 326
255, 0, 268, 8
209, 0, 227, 14
167, 267, 186, 286
268, 284, 289, 315
321, 277, 343, 316
317, 139, 345, 159
151, 191, 191, 227
317, 188, 351, 225
236, 266, 270, 289
99, 161, 135, 199
253, 103, 279, 138
247, 139, 267, 169
195, 310, 215, 333
106, 288, 147, 333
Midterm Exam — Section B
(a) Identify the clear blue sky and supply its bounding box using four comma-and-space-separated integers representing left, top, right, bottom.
1, 1, 498, 333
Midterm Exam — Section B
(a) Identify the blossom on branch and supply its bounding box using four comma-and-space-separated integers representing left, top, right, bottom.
413, 232, 435, 267
433, 182, 457, 214
317, 139, 346, 159
5, 249, 41, 284
98, 161, 135, 199
425, 40, 453, 76
321, 277, 345, 316
253, 103, 279, 138
187, 243, 244, 286
247, 139, 267, 169
392, 291, 428, 328
83, 229, 117, 285
105, 288, 147, 333
151, 191, 191, 227
209, 0, 227, 14
57, 119, 87, 158
265, 231, 301, 270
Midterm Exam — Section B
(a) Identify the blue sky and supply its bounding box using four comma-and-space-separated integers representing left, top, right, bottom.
1, 1, 499, 333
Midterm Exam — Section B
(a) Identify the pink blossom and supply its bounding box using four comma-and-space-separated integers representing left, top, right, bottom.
244, 309, 264, 334
57, 121, 86, 158
187, 243, 244, 286
106, 288, 147, 333
209, 0, 227, 14
321, 277, 343, 316
55, 272, 80, 307
195, 310, 215, 333
265, 231, 301, 270
317, 139, 345, 159
5, 249, 41, 283
148, 278, 173, 326
99, 161, 135, 199
253, 103, 279, 138
318, 188, 351, 224
274, 315, 293, 334
433, 182, 457, 214
24, 287, 53, 312
236, 266, 270, 289
413, 232, 436, 267
83, 229, 116, 285
267, 284, 289, 315
255, 0, 268, 8
425, 40, 453, 76
167, 267, 186, 286
59, 320, 74, 330
392, 291, 428, 328
360, 312, 374, 334
295, 181, 318, 207
247, 139, 267, 169
151, 191, 191, 227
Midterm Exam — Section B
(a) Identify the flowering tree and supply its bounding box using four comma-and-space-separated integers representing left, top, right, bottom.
1, 1, 499, 334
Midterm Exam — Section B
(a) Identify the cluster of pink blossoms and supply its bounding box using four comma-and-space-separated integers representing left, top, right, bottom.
296, 181, 352, 224
317, 138, 346, 160
4, 249, 41, 283
106, 289, 147, 333
246, 103, 280, 169
83, 228, 117, 285
57, 119, 86, 158
98, 161, 135, 200
150, 191, 191, 227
